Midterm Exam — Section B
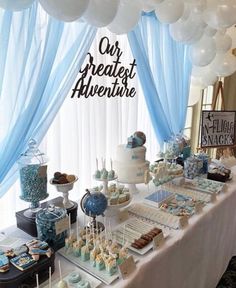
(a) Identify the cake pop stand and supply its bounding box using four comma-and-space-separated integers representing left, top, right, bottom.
93, 176, 117, 195
50, 176, 78, 209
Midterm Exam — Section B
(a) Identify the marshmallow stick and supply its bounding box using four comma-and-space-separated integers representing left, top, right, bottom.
76, 220, 79, 241
49, 266, 52, 288
122, 225, 126, 246
58, 260, 62, 282
85, 226, 88, 245
68, 213, 72, 237
104, 216, 107, 240
36, 274, 39, 288
83, 213, 86, 229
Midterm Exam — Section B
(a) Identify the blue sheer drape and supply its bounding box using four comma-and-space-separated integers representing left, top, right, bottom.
128, 12, 192, 147
0, 3, 97, 196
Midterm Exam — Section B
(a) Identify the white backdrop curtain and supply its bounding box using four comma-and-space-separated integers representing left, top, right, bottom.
0, 28, 159, 230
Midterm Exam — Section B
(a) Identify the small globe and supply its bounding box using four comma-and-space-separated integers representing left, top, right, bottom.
81, 191, 107, 217
134, 131, 146, 146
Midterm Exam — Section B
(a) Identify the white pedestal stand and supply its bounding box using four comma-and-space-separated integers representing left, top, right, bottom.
50, 177, 78, 209
94, 176, 117, 196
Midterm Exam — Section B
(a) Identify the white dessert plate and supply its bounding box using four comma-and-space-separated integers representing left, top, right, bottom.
40, 268, 101, 288
58, 248, 119, 285
184, 177, 225, 194
111, 218, 169, 256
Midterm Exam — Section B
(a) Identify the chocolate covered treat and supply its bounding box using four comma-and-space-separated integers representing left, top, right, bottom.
52, 171, 76, 184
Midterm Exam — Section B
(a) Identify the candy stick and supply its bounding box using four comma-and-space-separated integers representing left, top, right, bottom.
76, 220, 79, 241
69, 213, 71, 237
85, 226, 88, 245
58, 260, 62, 281
36, 274, 39, 288
49, 266, 52, 288
122, 225, 126, 246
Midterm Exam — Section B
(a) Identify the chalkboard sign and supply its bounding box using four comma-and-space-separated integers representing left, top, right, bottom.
201, 110, 236, 148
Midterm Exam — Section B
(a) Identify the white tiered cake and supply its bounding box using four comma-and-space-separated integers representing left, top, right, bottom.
114, 139, 150, 184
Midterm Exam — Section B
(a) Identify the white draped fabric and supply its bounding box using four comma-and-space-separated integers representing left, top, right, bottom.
0, 28, 159, 229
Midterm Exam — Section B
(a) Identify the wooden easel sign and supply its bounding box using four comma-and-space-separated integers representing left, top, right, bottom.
201, 110, 236, 148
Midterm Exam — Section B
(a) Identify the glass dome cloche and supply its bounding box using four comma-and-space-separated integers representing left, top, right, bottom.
80, 189, 108, 232
17, 139, 49, 218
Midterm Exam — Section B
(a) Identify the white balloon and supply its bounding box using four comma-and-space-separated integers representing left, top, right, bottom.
155, 0, 184, 24
190, 34, 216, 66
203, 0, 236, 29
210, 52, 236, 77
170, 15, 203, 44
214, 32, 232, 53
83, 0, 120, 27
204, 25, 217, 37
188, 83, 203, 105
227, 26, 236, 48
0, 0, 35, 11
108, 0, 141, 35
39, 0, 88, 22
190, 76, 205, 90
191, 65, 218, 87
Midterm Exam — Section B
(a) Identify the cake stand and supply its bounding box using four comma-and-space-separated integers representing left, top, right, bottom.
50, 176, 78, 209
105, 196, 132, 217
94, 176, 117, 196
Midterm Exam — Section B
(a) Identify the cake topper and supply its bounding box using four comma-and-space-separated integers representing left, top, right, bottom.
127, 131, 146, 148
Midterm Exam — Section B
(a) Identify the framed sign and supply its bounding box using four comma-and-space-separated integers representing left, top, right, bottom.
201, 110, 236, 148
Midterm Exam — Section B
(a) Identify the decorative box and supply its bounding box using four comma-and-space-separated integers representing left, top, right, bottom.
0, 249, 55, 288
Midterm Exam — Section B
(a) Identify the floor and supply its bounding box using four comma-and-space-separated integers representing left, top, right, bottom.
216, 257, 236, 288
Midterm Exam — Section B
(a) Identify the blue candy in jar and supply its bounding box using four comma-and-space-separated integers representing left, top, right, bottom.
18, 139, 48, 205
36, 206, 68, 251
195, 152, 209, 174
184, 157, 199, 179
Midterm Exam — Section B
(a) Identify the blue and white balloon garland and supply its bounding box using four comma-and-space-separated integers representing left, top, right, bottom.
0, 0, 236, 87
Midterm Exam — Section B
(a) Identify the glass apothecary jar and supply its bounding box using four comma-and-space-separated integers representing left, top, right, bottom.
36, 205, 68, 251
17, 139, 49, 218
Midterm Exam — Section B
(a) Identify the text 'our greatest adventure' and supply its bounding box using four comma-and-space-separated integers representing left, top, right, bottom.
71, 36, 137, 98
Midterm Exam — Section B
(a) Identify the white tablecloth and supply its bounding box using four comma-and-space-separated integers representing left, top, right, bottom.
3, 168, 236, 288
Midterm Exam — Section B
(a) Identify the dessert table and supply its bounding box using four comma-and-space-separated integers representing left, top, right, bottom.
2, 166, 236, 288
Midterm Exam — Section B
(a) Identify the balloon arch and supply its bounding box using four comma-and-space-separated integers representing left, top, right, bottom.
1, 0, 236, 88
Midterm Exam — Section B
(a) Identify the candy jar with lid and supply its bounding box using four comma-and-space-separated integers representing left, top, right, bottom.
17, 139, 49, 218
36, 205, 68, 251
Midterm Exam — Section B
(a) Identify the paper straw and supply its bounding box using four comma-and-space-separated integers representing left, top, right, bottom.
36, 274, 39, 288
58, 260, 62, 281
49, 266, 52, 288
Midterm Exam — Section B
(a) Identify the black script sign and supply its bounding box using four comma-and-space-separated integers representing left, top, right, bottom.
201, 110, 236, 148
71, 36, 137, 98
